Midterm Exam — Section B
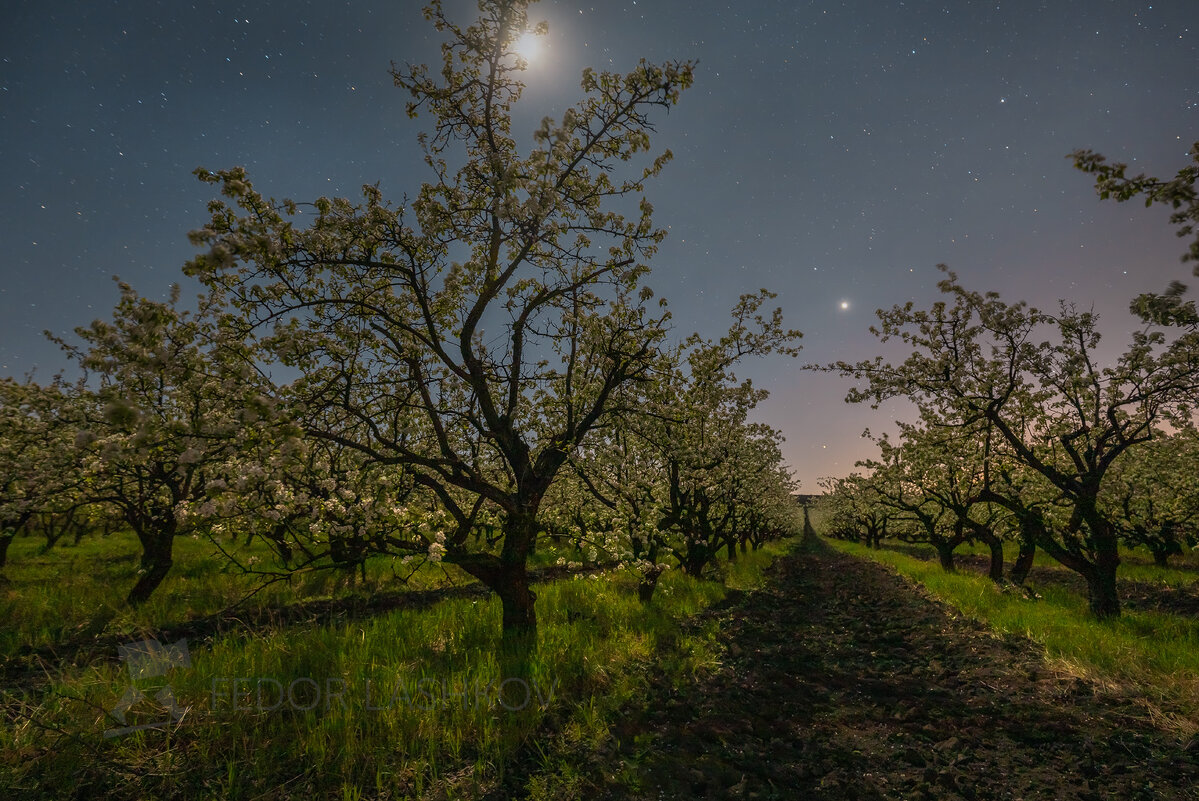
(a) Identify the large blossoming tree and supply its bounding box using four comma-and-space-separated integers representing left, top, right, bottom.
184, 0, 694, 652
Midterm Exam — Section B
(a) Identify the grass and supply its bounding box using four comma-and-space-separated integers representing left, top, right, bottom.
879, 537, 1199, 587
1117, 558, 1199, 588
0, 531, 606, 662
1, 537, 795, 799
828, 537, 1199, 735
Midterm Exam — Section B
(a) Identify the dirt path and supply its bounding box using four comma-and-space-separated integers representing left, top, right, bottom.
585, 537, 1198, 800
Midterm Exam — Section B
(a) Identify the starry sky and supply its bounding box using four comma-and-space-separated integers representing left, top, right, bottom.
2, 0, 1197, 491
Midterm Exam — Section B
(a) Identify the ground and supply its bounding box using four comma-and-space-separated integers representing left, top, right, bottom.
572, 537, 1199, 800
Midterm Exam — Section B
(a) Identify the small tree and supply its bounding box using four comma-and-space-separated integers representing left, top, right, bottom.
859, 437, 960, 570
54, 283, 271, 605
0, 377, 83, 572
922, 420, 1007, 580
1102, 427, 1199, 566
861, 420, 1007, 580
645, 292, 799, 576
819, 474, 889, 547
563, 292, 800, 601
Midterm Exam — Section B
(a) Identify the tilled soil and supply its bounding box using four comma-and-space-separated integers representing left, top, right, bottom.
587, 538, 1199, 800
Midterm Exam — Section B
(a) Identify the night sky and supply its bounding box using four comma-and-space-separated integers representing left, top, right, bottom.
3, 0, 1197, 491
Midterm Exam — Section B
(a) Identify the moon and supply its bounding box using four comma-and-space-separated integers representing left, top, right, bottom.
514, 31, 542, 64
839, 300, 850, 311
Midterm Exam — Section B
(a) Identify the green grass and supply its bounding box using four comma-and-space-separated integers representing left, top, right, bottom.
0, 532, 609, 662
1117, 558, 1199, 588
2, 534, 295, 657
828, 538, 1199, 734
1, 538, 795, 799
879, 538, 1199, 588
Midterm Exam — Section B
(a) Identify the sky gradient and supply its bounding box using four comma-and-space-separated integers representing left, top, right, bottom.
2, 0, 1197, 490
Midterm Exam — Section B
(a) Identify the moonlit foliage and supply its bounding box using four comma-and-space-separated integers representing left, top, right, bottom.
0, 0, 807, 637
562, 291, 803, 600
0, 377, 84, 570
48, 282, 279, 605
184, 0, 695, 649
1100, 426, 1199, 566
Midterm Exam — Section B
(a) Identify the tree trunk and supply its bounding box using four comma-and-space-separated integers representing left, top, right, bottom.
0, 532, 13, 569
457, 552, 538, 708
1148, 531, 1181, 567
975, 530, 1004, 583
1010, 538, 1035, 585
127, 530, 175, 607
934, 541, 956, 571
455, 511, 542, 670
683, 539, 709, 576
1083, 537, 1122, 618
638, 565, 664, 604
495, 563, 537, 650
496, 510, 539, 649
1083, 563, 1121, 618
493, 560, 537, 712
1080, 513, 1123, 619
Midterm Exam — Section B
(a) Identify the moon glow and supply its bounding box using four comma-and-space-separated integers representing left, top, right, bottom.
514, 31, 542, 64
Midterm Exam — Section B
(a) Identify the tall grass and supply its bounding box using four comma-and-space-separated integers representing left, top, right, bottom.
829, 538, 1199, 735
0, 532, 600, 661
2, 539, 794, 799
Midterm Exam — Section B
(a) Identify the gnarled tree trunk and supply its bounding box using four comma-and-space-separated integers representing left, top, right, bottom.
456, 508, 541, 699
1085, 543, 1121, 619
1009, 537, 1035, 585
638, 565, 664, 604
127, 526, 176, 607
973, 527, 1004, 583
